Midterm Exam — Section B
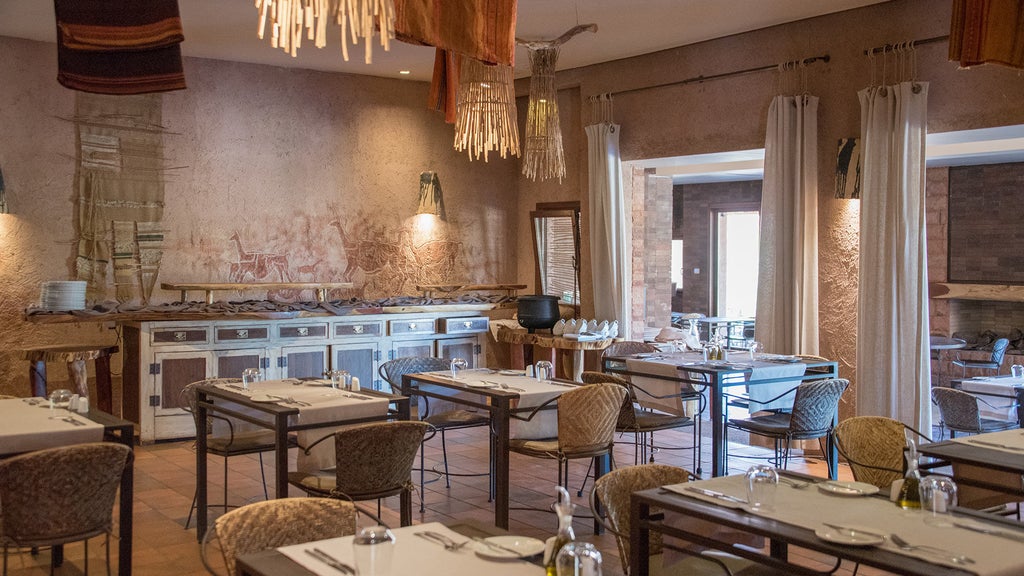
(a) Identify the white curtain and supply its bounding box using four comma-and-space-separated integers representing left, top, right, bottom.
856, 81, 931, 432
756, 95, 820, 356
586, 121, 631, 338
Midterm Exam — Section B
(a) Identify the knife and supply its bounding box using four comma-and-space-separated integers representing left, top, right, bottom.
305, 547, 354, 574
953, 522, 1024, 542
472, 536, 525, 556
684, 486, 747, 504
822, 522, 887, 540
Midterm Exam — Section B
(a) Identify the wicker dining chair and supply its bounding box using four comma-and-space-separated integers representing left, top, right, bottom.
378, 356, 492, 511
591, 464, 784, 576
726, 378, 849, 475
509, 383, 626, 492
202, 497, 358, 576
287, 420, 429, 525
931, 386, 1018, 439
180, 379, 287, 529
832, 416, 931, 489
0, 442, 131, 576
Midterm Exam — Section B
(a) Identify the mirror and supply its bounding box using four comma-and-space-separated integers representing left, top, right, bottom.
531, 201, 581, 308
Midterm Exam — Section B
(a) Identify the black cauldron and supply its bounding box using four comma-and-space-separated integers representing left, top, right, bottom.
517, 295, 561, 333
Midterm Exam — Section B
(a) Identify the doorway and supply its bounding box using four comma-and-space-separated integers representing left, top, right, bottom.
713, 207, 760, 318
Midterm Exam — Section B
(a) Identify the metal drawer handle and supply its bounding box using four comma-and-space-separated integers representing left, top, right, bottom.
408, 323, 417, 330
174, 331, 186, 341
236, 329, 249, 339
463, 321, 473, 329
297, 327, 309, 336
353, 325, 364, 334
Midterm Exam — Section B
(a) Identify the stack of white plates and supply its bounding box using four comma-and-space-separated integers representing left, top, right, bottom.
39, 280, 87, 311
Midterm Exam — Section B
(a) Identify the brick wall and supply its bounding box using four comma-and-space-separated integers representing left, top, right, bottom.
644, 176, 674, 328
948, 162, 1024, 283
673, 180, 763, 315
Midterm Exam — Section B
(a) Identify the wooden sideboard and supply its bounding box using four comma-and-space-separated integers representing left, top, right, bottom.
122, 311, 489, 443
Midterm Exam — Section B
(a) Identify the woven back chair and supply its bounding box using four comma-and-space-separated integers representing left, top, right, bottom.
378, 356, 491, 511
288, 420, 429, 524
0, 442, 131, 576
180, 379, 281, 529
509, 383, 626, 490
727, 378, 848, 474
932, 386, 1017, 438
591, 464, 782, 575
603, 341, 660, 358
953, 337, 1009, 377
833, 416, 910, 489
206, 498, 357, 576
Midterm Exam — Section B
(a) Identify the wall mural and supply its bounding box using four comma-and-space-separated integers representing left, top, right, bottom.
225, 213, 464, 302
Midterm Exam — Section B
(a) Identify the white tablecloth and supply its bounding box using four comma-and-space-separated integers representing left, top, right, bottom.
666, 474, 1024, 576
279, 522, 542, 576
0, 398, 103, 455
213, 380, 390, 472
623, 353, 806, 414
420, 370, 569, 440
959, 376, 1023, 421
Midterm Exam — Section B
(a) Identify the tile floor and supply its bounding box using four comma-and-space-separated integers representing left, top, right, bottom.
4, 423, 903, 575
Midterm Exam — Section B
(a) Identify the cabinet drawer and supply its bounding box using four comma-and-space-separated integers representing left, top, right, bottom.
335, 321, 383, 338
439, 316, 489, 334
215, 326, 270, 343
278, 323, 329, 339
152, 327, 209, 345
388, 319, 437, 336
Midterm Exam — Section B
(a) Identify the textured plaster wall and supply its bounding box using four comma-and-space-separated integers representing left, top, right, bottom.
0, 37, 518, 395
525, 0, 1024, 418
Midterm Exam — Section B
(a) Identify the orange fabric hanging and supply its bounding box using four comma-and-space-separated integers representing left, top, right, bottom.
428, 49, 461, 123
393, 0, 517, 66
949, 0, 1024, 69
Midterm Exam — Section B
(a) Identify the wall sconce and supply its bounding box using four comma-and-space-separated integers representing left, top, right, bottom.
417, 171, 446, 220
0, 164, 8, 214
834, 138, 862, 199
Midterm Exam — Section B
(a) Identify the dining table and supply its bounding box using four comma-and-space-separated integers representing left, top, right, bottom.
194, 379, 410, 540
630, 471, 1024, 576
236, 521, 544, 576
602, 351, 840, 477
950, 375, 1024, 426
917, 428, 1024, 502
401, 368, 599, 530
0, 398, 135, 575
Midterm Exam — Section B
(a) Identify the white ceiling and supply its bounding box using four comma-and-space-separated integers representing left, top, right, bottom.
0, 0, 889, 81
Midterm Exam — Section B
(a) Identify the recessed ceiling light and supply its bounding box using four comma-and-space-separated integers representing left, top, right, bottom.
399, 70, 411, 75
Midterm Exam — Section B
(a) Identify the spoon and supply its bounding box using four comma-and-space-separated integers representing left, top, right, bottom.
888, 534, 975, 564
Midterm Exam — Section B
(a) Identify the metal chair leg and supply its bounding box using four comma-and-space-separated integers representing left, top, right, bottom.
440, 429, 451, 489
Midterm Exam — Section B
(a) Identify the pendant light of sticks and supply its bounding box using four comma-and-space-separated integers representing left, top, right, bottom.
522, 46, 564, 181
453, 58, 520, 162
518, 24, 597, 181
255, 0, 395, 64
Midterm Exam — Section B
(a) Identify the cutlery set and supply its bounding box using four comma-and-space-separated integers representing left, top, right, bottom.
823, 525, 976, 564
304, 547, 354, 574
415, 530, 471, 551
62, 415, 87, 426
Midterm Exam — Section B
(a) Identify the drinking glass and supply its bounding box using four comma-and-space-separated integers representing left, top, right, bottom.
535, 360, 554, 381
326, 369, 350, 390
48, 388, 73, 418
556, 542, 603, 576
1012, 364, 1024, 379
744, 464, 779, 511
746, 339, 762, 361
919, 475, 958, 527
241, 368, 263, 390
352, 525, 395, 576
450, 358, 468, 380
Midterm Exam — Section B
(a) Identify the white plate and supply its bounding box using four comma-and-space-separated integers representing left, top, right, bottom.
474, 536, 546, 559
818, 481, 880, 496
498, 370, 523, 376
466, 381, 496, 389
814, 526, 884, 547
248, 394, 280, 403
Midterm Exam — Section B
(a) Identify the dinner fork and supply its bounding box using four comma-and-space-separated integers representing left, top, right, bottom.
888, 534, 975, 564
268, 395, 311, 406
417, 530, 471, 551
494, 382, 526, 392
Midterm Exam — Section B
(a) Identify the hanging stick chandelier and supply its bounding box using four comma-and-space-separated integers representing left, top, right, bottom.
453, 58, 520, 162
255, 0, 396, 64
517, 24, 596, 180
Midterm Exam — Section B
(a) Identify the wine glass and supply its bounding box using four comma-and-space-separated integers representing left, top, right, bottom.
450, 358, 468, 380
744, 464, 779, 511
746, 339, 762, 361
48, 388, 73, 419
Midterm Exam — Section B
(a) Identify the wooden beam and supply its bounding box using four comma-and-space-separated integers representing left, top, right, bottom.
929, 282, 1024, 302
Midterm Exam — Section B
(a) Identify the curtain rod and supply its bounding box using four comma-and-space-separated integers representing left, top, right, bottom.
599, 54, 830, 98
864, 35, 949, 55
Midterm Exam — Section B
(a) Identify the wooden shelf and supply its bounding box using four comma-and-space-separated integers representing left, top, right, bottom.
415, 283, 526, 299
161, 282, 354, 304
929, 282, 1024, 302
